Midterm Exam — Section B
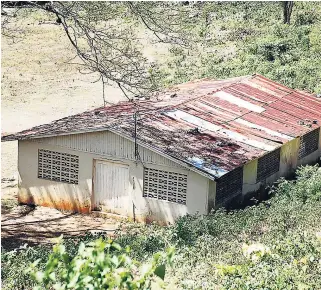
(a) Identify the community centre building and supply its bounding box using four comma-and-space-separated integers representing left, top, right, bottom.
2, 74, 321, 223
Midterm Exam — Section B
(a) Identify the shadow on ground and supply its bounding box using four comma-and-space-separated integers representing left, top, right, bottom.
1, 203, 119, 251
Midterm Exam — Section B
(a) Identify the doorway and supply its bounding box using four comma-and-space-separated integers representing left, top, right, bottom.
93, 159, 130, 215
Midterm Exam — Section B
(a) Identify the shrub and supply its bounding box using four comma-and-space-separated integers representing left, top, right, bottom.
27, 237, 174, 290
271, 164, 321, 202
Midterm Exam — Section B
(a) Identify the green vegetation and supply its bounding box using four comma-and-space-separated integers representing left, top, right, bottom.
2, 165, 321, 289
1, 198, 18, 213
160, 2, 321, 94
27, 238, 174, 290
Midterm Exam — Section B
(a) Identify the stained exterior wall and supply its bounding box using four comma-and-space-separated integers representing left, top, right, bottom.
18, 131, 209, 224
242, 130, 321, 199
297, 128, 321, 167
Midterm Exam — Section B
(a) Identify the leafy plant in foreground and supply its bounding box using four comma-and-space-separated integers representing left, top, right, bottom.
27, 237, 174, 290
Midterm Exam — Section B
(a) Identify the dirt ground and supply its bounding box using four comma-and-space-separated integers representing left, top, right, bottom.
1, 12, 133, 249
1, 201, 120, 251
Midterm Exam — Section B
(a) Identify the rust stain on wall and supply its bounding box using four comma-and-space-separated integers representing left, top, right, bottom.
18, 192, 91, 214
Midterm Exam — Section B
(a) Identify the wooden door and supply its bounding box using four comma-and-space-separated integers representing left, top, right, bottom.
93, 160, 129, 214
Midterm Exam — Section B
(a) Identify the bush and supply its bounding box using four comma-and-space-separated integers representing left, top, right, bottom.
1, 244, 51, 290
271, 165, 321, 202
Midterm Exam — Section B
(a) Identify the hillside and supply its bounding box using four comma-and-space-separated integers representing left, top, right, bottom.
1, 3, 321, 289
160, 2, 321, 94
2, 165, 321, 289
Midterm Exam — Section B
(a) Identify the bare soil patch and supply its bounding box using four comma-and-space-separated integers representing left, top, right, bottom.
1, 199, 120, 250
1, 184, 120, 250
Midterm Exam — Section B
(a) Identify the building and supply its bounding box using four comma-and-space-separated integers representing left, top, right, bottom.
2, 74, 321, 224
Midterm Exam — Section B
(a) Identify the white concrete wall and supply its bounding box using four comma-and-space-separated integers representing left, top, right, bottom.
29, 131, 184, 169
18, 138, 209, 224
130, 162, 208, 224
208, 180, 216, 212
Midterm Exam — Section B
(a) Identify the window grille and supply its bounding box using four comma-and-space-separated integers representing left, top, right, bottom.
298, 128, 320, 159
38, 149, 79, 184
143, 168, 187, 204
257, 148, 280, 182
216, 167, 243, 206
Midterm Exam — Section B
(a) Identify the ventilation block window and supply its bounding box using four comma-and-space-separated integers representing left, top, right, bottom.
38, 149, 79, 184
216, 167, 243, 206
143, 168, 187, 204
298, 128, 320, 159
257, 148, 280, 182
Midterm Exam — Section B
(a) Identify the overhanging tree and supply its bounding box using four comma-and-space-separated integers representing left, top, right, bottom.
1, 1, 194, 102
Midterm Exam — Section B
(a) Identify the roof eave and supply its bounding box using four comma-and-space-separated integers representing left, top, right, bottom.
2, 127, 218, 181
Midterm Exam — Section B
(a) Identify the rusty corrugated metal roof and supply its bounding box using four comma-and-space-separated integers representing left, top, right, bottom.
2, 74, 321, 179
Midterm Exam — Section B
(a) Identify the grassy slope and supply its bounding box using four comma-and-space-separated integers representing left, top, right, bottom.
160, 2, 321, 94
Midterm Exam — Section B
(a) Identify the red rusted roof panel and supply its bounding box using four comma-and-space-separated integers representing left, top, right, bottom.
221, 87, 268, 107
226, 83, 279, 104
246, 75, 292, 97
241, 112, 300, 137
269, 100, 321, 125
201, 94, 251, 116
3, 74, 321, 179
282, 93, 321, 117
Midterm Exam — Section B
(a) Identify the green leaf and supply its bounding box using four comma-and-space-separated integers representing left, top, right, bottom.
34, 271, 45, 283
49, 272, 56, 282
154, 264, 166, 280
112, 242, 122, 251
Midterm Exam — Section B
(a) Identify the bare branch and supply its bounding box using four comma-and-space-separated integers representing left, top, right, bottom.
1, 1, 194, 101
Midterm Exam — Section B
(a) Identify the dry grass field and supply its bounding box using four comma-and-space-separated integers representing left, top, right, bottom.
1, 12, 128, 183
